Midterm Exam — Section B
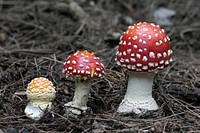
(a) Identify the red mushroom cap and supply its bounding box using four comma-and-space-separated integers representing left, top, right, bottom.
63, 50, 105, 79
116, 22, 173, 72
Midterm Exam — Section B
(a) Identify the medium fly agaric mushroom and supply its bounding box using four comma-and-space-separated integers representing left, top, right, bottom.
25, 77, 56, 120
63, 50, 105, 115
116, 22, 173, 114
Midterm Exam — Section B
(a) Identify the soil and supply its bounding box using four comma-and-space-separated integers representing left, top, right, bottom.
0, 0, 200, 133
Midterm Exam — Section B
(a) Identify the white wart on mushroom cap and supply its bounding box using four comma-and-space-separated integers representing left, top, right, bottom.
63, 50, 105, 79
116, 22, 173, 72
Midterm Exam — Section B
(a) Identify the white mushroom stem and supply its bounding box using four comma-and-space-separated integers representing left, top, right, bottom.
25, 100, 52, 121
65, 79, 91, 115
117, 71, 158, 114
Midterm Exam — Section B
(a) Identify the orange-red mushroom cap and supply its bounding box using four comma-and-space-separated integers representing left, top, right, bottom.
116, 22, 173, 72
63, 50, 105, 79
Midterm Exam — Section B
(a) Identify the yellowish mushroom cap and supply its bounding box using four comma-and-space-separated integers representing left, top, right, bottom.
26, 77, 56, 101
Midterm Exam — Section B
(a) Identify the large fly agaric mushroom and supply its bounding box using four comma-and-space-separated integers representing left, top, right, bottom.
116, 22, 173, 114
63, 50, 105, 115
25, 77, 56, 120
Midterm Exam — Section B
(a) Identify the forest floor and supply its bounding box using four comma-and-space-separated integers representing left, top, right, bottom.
0, 0, 200, 132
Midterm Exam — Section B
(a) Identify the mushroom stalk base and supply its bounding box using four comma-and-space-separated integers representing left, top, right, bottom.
25, 100, 52, 121
65, 79, 91, 115
117, 71, 158, 114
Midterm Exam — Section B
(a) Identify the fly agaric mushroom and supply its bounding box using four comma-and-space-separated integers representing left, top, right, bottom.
63, 50, 105, 115
25, 77, 56, 120
116, 22, 173, 114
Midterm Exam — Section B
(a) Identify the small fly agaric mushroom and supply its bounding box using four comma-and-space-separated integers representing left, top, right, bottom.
63, 50, 105, 115
116, 22, 173, 114
25, 77, 56, 120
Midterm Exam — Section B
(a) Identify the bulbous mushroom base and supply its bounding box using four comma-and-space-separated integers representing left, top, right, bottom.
117, 98, 158, 114
65, 102, 88, 115
25, 101, 52, 121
